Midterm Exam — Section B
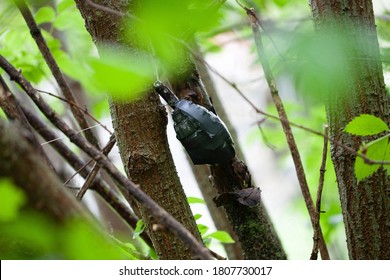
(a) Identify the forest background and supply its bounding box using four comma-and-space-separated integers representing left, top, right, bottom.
1, 0, 389, 260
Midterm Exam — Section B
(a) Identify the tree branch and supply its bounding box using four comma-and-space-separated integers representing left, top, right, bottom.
0, 118, 91, 222
85, 0, 125, 17
240, 4, 330, 259
0, 75, 53, 168
14, 0, 100, 148
0, 54, 212, 260
310, 125, 329, 260
20, 101, 154, 249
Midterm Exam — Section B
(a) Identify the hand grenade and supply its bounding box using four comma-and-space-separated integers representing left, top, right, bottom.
154, 81, 235, 165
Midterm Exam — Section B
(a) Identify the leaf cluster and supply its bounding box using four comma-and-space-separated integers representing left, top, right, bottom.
344, 114, 390, 182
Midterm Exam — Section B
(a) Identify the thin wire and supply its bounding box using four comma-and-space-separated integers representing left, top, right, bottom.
40, 122, 110, 145
37, 89, 113, 134
148, 38, 160, 81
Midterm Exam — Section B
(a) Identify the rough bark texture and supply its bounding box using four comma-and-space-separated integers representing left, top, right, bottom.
74, 0, 202, 259
310, 0, 390, 259
170, 49, 286, 259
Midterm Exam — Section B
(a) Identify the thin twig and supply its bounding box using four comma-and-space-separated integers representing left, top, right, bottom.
14, 0, 100, 148
209, 249, 227, 260
310, 125, 329, 260
76, 134, 116, 200
0, 54, 212, 260
85, 0, 126, 17
239, 3, 331, 259
256, 119, 276, 150
64, 157, 94, 185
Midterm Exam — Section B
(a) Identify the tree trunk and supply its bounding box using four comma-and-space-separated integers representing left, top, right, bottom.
310, 0, 390, 259
74, 0, 203, 259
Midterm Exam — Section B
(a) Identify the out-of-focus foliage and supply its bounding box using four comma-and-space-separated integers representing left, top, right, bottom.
88, 47, 154, 99
125, 0, 225, 77
0, 179, 26, 222
1, 0, 389, 260
132, 219, 145, 239
239, 1, 347, 257
284, 28, 355, 103
0, 179, 137, 259
377, 11, 390, 76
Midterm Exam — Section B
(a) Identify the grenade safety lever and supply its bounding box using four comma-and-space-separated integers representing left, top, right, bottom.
154, 81, 178, 109
154, 81, 235, 165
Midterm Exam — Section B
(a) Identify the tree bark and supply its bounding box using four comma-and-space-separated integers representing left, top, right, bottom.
74, 0, 202, 259
310, 0, 390, 259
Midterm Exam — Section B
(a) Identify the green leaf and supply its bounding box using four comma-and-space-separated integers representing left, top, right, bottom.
62, 220, 128, 259
344, 114, 389, 136
193, 213, 202, 221
187, 196, 206, 204
133, 219, 145, 239
57, 0, 74, 14
383, 143, 390, 176
354, 135, 390, 182
0, 179, 26, 222
0, 212, 58, 259
109, 237, 143, 260
126, 0, 223, 75
53, 8, 81, 31
89, 48, 154, 99
0, 108, 6, 119
288, 28, 356, 103
197, 223, 209, 236
204, 231, 235, 244
34, 6, 56, 25
273, 0, 288, 7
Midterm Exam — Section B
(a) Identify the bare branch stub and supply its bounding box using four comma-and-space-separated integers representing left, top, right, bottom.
76, 135, 116, 200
